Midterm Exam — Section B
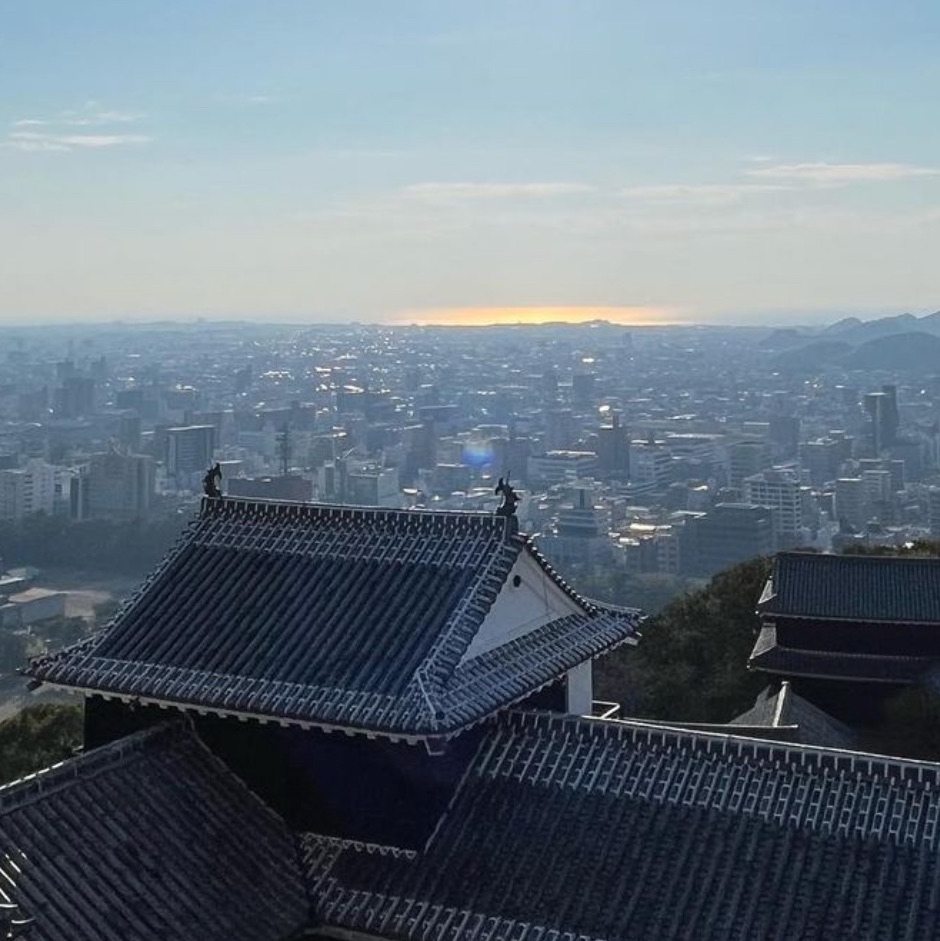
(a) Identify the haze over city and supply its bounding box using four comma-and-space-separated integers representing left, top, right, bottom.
2, 1, 939, 326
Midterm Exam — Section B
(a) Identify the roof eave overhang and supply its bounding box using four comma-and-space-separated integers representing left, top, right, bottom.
761, 612, 940, 626
747, 658, 924, 685
34, 631, 640, 748
37, 683, 448, 746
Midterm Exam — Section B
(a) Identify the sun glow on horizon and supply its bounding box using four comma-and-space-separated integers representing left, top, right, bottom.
394, 305, 688, 327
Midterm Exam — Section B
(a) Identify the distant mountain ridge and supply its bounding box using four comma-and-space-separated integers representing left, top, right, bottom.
823, 311, 940, 342
765, 311, 940, 372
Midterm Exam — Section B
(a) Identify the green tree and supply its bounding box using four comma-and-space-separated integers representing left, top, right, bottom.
0, 514, 188, 576
596, 556, 772, 723
865, 687, 940, 762
0, 703, 83, 785
575, 570, 690, 615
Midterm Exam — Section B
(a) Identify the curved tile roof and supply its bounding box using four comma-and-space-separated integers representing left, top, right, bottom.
749, 625, 935, 683
27, 499, 640, 737
307, 709, 940, 941
0, 722, 306, 941
760, 552, 940, 623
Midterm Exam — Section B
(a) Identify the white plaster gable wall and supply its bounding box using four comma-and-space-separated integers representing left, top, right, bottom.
565, 660, 594, 716
459, 550, 584, 665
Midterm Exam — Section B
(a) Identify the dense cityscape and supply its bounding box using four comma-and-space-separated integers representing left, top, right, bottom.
3, 315, 940, 586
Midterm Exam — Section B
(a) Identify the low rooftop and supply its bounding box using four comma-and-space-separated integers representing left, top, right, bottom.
0, 722, 306, 941
307, 709, 940, 941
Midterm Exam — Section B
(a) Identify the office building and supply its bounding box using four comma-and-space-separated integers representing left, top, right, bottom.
743, 467, 804, 548
87, 452, 156, 518
681, 503, 774, 577
166, 425, 217, 482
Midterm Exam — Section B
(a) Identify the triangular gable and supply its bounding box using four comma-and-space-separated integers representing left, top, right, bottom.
458, 549, 585, 665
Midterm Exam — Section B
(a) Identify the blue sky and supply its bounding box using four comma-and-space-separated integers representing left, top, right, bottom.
1, 1, 939, 325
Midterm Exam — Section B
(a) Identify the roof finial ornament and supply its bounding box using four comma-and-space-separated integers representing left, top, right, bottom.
495, 474, 519, 519
202, 462, 222, 499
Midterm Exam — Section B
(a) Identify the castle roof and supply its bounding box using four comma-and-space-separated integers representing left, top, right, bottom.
5, 710, 940, 940
731, 681, 857, 749
748, 624, 936, 683
307, 710, 940, 941
759, 552, 940, 623
27, 498, 639, 739
0, 722, 306, 941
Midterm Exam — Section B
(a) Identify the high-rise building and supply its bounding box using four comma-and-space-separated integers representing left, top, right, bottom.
681, 503, 774, 577
595, 414, 629, 479
769, 415, 801, 459
929, 487, 940, 538
0, 460, 56, 520
800, 436, 852, 486
728, 438, 770, 487
87, 452, 155, 519
743, 467, 804, 548
835, 477, 868, 532
571, 372, 596, 409
54, 376, 96, 419
863, 385, 899, 455
527, 450, 598, 486
166, 425, 216, 481
540, 483, 610, 567
629, 440, 672, 488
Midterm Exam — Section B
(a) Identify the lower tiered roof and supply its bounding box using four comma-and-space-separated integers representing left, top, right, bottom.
0, 723, 307, 941
749, 624, 935, 683
6, 710, 940, 940
306, 710, 940, 941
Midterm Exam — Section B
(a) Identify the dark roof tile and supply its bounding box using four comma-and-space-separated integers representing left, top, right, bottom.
731, 682, 857, 750
306, 710, 940, 941
749, 625, 935, 683
28, 499, 639, 737
0, 722, 306, 941
760, 552, 940, 623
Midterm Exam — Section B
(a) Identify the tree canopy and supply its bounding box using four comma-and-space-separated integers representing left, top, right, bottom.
0, 703, 83, 786
596, 555, 772, 723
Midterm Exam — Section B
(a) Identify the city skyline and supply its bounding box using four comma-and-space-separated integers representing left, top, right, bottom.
2, 1, 939, 325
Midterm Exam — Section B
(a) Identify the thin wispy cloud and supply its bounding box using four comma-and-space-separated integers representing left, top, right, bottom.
620, 183, 789, 206
2, 130, 151, 152
2, 105, 150, 153
747, 162, 939, 185
15, 106, 144, 129
216, 94, 281, 106
63, 110, 144, 126
402, 182, 594, 200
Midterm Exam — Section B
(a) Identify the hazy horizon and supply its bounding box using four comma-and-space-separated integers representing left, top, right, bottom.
2, 2, 939, 325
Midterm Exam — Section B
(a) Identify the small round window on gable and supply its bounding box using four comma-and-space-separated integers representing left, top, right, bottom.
513, 574, 522, 588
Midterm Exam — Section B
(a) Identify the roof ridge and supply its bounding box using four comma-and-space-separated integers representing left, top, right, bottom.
409, 540, 523, 728
0, 721, 187, 812
200, 496, 516, 536
501, 709, 940, 779
761, 645, 936, 664
777, 551, 940, 564
522, 537, 599, 613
